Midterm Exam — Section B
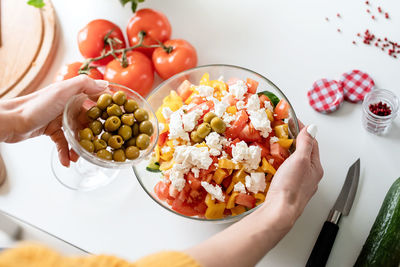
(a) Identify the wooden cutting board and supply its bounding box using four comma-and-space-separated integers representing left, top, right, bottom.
0, 0, 58, 99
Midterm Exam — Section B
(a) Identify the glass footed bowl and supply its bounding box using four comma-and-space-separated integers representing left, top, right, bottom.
52, 83, 158, 191
133, 64, 300, 223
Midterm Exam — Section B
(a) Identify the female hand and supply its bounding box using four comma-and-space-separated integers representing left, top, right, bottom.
0, 76, 108, 167
262, 122, 324, 230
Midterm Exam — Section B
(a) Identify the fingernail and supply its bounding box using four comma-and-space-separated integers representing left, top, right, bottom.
307, 124, 318, 138
94, 79, 109, 90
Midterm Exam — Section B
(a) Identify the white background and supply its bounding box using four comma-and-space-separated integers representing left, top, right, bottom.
1, 0, 400, 266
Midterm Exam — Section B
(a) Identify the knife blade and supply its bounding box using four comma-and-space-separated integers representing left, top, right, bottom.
306, 158, 360, 267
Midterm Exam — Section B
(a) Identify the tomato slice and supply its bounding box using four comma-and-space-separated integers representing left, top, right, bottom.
158, 131, 169, 147
274, 99, 290, 120
246, 78, 259, 94
259, 94, 271, 107
187, 173, 202, 190
271, 142, 290, 160
238, 123, 262, 142
225, 110, 249, 139
235, 193, 256, 209
172, 198, 198, 216
251, 142, 270, 158
177, 80, 193, 101
187, 101, 214, 117
271, 120, 285, 128
154, 181, 170, 201
193, 202, 207, 215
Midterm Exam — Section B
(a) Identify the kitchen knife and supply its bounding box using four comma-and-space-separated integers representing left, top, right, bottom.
306, 158, 360, 267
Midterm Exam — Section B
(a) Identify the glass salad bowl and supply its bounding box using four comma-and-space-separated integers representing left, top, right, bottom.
133, 64, 300, 223
51, 83, 158, 191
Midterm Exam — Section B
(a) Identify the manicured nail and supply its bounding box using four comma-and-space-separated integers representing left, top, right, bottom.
307, 124, 318, 138
94, 79, 109, 89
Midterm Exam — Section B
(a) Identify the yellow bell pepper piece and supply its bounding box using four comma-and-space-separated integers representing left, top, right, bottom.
231, 205, 246, 216
155, 107, 166, 123
227, 168, 247, 194
226, 106, 237, 114
274, 124, 289, 139
213, 168, 229, 184
277, 138, 293, 149
218, 159, 242, 170
159, 160, 174, 171
160, 148, 173, 161
261, 158, 276, 175
154, 145, 160, 163
200, 73, 210, 85
226, 192, 239, 209
205, 203, 226, 219
265, 109, 274, 122
266, 173, 273, 182
163, 91, 182, 104
264, 181, 271, 194
255, 193, 266, 206
205, 193, 215, 207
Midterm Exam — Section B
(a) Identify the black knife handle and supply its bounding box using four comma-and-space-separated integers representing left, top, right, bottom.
306, 221, 339, 267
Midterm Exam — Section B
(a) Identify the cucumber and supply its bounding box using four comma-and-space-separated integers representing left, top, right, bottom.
258, 91, 280, 107
146, 160, 161, 172
354, 177, 400, 267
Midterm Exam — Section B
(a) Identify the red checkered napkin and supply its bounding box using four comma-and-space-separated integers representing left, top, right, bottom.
340, 70, 375, 103
308, 79, 344, 113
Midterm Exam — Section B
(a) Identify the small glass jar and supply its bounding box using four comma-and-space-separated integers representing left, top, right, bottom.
362, 89, 399, 135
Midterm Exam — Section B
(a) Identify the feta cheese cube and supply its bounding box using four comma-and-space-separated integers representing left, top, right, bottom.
229, 80, 248, 100
233, 182, 247, 194
197, 85, 214, 97
248, 109, 272, 138
245, 172, 266, 194
246, 94, 260, 112
201, 181, 225, 202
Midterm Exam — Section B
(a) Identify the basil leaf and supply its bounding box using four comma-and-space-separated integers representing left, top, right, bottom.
119, 0, 131, 5
27, 0, 45, 8
130, 1, 138, 12
258, 91, 280, 107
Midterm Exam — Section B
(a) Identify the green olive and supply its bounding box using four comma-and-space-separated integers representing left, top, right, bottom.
134, 108, 149, 122
96, 149, 112, 160
124, 99, 139, 113
79, 128, 94, 141
203, 112, 217, 123
136, 134, 150, 150
101, 111, 109, 120
139, 120, 154, 136
132, 123, 139, 136
125, 146, 140, 160
190, 131, 203, 143
108, 135, 124, 149
107, 104, 123, 117
93, 139, 107, 152
96, 93, 113, 110
118, 125, 132, 141
112, 91, 127, 106
104, 116, 121, 132
125, 137, 136, 147
79, 139, 94, 153
89, 120, 103, 135
113, 149, 126, 162
101, 132, 112, 142
210, 117, 226, 134
86, 106, 102, 120
196, 123, 211, 138
121, 114, 135, 126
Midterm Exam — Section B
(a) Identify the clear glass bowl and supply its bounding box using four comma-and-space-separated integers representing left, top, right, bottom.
51, 83, 159, 191
133, 64, 300, 223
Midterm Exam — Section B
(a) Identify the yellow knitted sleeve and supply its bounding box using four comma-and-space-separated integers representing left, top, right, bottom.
0, 243, 202, 267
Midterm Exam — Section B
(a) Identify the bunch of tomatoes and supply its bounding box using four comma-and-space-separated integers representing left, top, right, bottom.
57, 9, 197, 97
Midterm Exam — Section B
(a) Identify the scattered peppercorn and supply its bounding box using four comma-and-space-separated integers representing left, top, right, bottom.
369, 102, 392, 116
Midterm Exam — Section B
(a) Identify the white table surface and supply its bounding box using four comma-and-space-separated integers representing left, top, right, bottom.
1, 0, 400, 266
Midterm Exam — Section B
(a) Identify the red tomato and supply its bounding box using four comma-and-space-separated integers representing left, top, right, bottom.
193, 202, 207, 215
235, 193, 256, 209
56, 62, 103, 81
190, 97, 206, 105
271, 120, 285, 128
225, 110, 249, 139
177, 80, 193, 101
223, 138, 241, 157
154, 181, 170, 201
104, 51, 154, 97
224, 94, 238, 106
221, 175, 233, 189
77, 19, 126, 66
246, 78, 259, 94
238, 123, 262, 142
152, 39, 198, 80
259, 94, 271, 107
271, 143, 290, 161
274, 99, 290, 120
126, 9, 171, 57
187, 101, 214, 117
171, 199, 198, 216
158, 131, 169, 147
187, 173, 202, 190
251, 142, 270, 158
